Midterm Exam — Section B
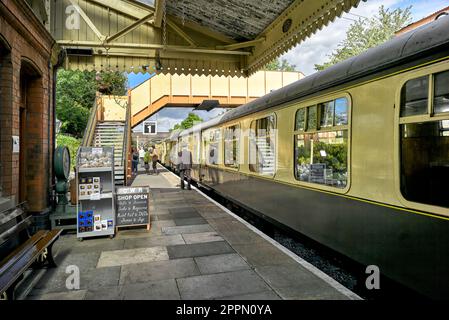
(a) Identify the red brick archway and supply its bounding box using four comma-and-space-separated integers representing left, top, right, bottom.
19, 59, 44, 208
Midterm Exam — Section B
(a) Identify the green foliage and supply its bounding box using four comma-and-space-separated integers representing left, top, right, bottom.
56, 70, 128, 138
315, 5, 412, 71
171, 113, 203, 131
56, 134, 81, 170
264, 58, 297, 71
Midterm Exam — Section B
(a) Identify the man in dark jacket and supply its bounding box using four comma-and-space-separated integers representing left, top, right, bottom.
178, 143, 192, 190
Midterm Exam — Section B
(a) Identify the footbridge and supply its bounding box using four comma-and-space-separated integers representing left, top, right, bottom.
130, 70, 305, 127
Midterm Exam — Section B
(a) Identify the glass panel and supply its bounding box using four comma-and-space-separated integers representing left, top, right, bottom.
295, 130, 348, 188
307, 106, 317, 130
400, 76, 429, 117
434, 70, 449, 114
224, 126, 239, 168
400, 121, 449, 208
319, 101, 335, 128
205, 129, 220, 165
295, 108, 305, 131
249, 116, 276, 175
335, 98, 348, 125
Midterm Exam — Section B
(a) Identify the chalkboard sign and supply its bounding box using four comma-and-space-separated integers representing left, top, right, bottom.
116, 187, 150, 228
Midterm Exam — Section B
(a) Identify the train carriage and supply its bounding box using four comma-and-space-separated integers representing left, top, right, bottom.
164, 17, 449, 299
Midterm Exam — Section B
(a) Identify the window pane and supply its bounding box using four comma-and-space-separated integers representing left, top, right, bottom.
295, 130, 348, 188
335, 98, 348, 125
224, 126, 239, 168
206, 129, 220, 165
434, 70, 449, 114
295, 108, 305, 131
249, 116, 276, 175
400, 121, 449, 208
319, 101, 335, 128
307, 106, 317, 130
400, 76, 428, 117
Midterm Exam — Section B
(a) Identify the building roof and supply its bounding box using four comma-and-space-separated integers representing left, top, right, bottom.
46, 0, 362, 76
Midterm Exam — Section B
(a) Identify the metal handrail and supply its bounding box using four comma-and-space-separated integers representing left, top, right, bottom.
81, 95, 100, 147
121, 94, 132, 185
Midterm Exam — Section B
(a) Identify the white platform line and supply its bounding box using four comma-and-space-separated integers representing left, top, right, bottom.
165, 169, 362, 300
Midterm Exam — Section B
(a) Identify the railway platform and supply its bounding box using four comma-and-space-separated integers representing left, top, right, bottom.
25, 165, 360, 300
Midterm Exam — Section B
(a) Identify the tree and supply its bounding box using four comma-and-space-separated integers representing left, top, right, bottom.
56, 70, 128, 138
315, 5, 412, 71
264, 58, 297, 71
170, 113, 203, 131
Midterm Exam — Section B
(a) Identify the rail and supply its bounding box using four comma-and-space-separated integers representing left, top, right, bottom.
123, 93, 132, 185
81, 94, 101, 147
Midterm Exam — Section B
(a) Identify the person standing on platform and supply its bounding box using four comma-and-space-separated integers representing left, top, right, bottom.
143, 148, 150, 175
131, 147, 139, 175
178, 143, 192, 190
139, 146, 145, 168
150, 145, 159, 175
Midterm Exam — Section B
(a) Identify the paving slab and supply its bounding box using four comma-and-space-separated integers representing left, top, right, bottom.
162, 224, 214, 235
182, 232, 224, 244
123, 234, 185, 249
255, 265, 348, 300
167, 241, 235, 259
232, 243, 298, 267
84, 286, 123, 300
218, 290, 281, 300
120, 258, 200, 284
122, 279, 180, 300
195, 253, 250, 275
97, 246, 169, 268
28, 290, 88, 300
177, 270, 271, 300
174, 217, 207, 226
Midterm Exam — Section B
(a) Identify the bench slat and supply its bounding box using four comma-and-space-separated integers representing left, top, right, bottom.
0, 230, 47, 271
0, 216, 32, 246
0, 229, 61, 293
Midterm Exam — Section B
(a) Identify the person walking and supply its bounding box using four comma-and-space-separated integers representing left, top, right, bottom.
131, 147, 139, 175
139, 146, 145, 168
143, 148, 150, 175
150, 145, 159, 175
178, 143, 192, 190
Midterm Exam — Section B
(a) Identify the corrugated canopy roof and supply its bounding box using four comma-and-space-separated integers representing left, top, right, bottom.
48, 0, 362, 76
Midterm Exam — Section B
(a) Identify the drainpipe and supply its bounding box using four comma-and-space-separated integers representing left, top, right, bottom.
48, 45, 66, 208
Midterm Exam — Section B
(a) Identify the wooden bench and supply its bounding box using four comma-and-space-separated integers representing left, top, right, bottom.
0, 204, 62, 300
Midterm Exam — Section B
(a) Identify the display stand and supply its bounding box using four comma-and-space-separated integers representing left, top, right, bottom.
76, 147, 116, 240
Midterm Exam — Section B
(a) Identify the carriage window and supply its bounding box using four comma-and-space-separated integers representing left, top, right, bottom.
307, 106, 317, 130
434, 70, 449, 114
319, 101, 335, 128
335, 98, 349, 125
400, 76, 428, 117
400, 121, 449, 208
204, 129, 220, 165
295, 108, 305, 131
249, 115, 276, 175
224, 125, 240, 168
295, 97, 349, 189
296, 131, 348, 188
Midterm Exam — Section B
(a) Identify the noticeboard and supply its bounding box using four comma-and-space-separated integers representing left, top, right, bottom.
116, 187, 150, 228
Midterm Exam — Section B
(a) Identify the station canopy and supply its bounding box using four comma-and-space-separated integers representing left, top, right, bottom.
50, 0, 362, 76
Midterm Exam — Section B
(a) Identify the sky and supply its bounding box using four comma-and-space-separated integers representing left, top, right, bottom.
128, 0, 449, 132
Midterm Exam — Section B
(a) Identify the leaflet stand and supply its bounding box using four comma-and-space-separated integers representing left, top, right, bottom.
76, 146, 116, 240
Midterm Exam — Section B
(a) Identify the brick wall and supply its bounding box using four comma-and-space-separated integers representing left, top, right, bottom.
0, 0, 57, 213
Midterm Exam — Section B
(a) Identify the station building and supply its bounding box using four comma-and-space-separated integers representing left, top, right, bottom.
0, 1, 60, 214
